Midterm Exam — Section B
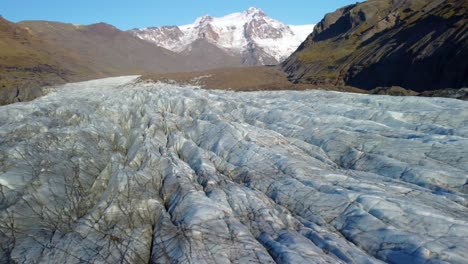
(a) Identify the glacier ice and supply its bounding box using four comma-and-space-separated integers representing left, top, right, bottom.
0, 76, 467, 263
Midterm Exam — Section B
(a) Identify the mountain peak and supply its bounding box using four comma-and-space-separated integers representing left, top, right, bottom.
87, 22, 118, 30
244, 7, 266, 17
85, 22, 120, 36
194, 15, 213, 25
129, 9, 315, 64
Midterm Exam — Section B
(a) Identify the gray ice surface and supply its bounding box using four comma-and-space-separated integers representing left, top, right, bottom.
0, 76, 467, 263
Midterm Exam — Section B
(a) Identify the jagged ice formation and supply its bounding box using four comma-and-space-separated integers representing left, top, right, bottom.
0, 76, 467, 263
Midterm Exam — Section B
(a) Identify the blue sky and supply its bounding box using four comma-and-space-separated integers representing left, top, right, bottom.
1, 0, 359, 30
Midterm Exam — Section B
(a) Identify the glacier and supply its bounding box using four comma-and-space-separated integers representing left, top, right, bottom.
0, 76, 467, 263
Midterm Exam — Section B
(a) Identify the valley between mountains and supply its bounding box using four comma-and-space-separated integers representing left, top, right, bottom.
0, 7, 314, 105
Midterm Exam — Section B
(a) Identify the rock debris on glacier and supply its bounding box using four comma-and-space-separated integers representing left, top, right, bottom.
0, 76, 467, 263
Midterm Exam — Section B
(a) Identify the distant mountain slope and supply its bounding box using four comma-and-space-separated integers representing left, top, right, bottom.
0, 16, 97, 104
0, 18, 208, 105
19, 21, 187, 76
282, 0, 468, 92
179, 39, 243, 70
130, 7, 315, 66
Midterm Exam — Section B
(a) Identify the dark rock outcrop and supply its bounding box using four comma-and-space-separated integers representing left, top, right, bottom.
282, 0, 468, 92
420, 87, 468, 100
369, 86, 419, 96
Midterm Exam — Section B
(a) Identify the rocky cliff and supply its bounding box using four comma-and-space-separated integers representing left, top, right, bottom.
282, 0, 468, 92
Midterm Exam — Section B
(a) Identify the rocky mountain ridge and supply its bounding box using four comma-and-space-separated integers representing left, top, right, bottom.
130, 7, 315, 65
282, 0, 468, 92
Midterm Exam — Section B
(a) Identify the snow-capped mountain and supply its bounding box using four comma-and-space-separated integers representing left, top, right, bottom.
129, 7, 315, 65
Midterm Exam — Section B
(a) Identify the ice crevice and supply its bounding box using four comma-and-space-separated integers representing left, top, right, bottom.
0, 76, 467, 263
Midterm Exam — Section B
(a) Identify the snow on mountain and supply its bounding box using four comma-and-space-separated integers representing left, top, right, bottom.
1, 76, 467, 263
130, 7, 315, 63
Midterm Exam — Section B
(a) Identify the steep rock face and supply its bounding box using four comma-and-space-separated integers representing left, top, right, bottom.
282, 0, 468, 92
130, 7, 315, 65
0, 77, 467, 263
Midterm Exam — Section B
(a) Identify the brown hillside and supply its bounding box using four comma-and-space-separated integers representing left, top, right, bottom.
140, 66, 365, 93
0, 16, 95, 104
19, 21, 186, 76
0, 18, 191, 105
